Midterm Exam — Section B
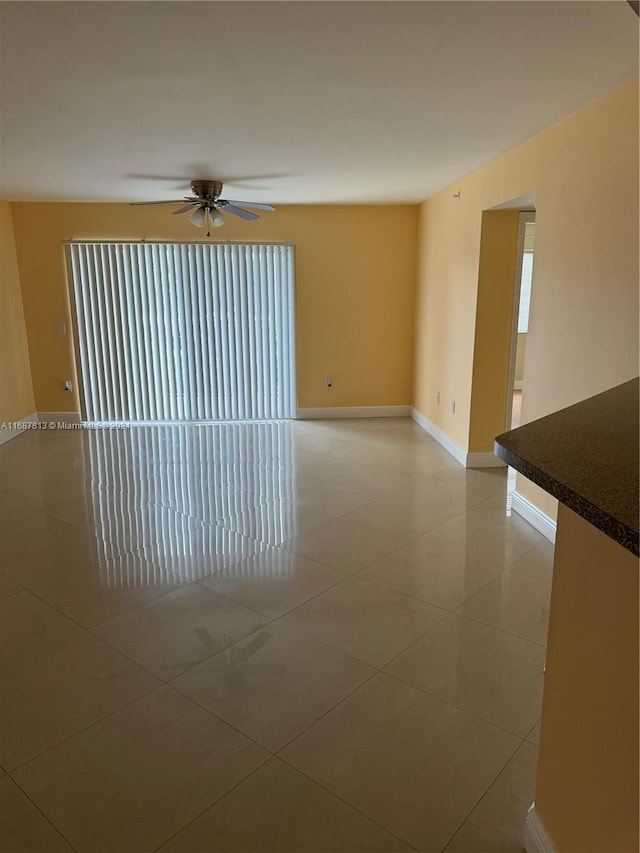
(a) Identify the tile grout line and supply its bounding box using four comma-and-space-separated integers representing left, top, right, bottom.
381, 669, 537, 743
452, 594, 550, 648
525, 717, 542, 743
192, 561, 350, 621
272, 758, 424, 853
438, 736, 532, 852
10, 565, 200, 632
4, 774, 81, 853
149, 675, 424, 850
6, 679, 164, 776
351, 558, 505, 613
88, 600, 277, 680
12, 678, 275, 853
271, 669, 424, 853
148, 754, 273, 853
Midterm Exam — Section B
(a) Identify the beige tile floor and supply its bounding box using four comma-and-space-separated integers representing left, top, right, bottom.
0, 419, 552, 852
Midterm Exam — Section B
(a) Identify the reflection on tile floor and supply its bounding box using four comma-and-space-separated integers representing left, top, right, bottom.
0, 419, 552, 852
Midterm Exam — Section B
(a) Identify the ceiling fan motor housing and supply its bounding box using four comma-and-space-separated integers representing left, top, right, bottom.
191, 180, 223, 201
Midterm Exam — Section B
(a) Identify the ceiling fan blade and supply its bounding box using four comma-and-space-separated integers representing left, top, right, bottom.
129, 200, 187, 206
223, 204, 259, 221
223, 200, 276, 211
172, 203, 199, 215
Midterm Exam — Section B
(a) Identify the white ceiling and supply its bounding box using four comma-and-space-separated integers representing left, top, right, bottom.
0, 1, 637, 204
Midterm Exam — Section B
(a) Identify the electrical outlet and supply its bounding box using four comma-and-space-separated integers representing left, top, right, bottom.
451, 400, 456, 415
63, 380, 73, 392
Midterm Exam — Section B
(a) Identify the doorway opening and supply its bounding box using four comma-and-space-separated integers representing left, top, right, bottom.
467, 198, 536, 468
506, 213, 535, 430
66, 242, 296, 422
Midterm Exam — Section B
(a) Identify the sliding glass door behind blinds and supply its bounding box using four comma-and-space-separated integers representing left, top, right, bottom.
66, 242, 296, 421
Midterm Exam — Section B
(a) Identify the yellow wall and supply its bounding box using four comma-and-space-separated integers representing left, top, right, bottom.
538, 505, 638, 852
10, 204, 418, 413
468, 210, 520, 452
0, 201, 35, 424
413, 79, 638, 517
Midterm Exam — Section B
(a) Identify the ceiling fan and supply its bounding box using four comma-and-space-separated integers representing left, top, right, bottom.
130, 180, 275, 236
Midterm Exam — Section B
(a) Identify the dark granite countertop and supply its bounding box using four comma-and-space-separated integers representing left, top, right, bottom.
495, 378, 639, 557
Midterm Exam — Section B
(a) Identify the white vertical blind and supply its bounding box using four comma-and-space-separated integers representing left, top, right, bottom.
67, 242, 296, 421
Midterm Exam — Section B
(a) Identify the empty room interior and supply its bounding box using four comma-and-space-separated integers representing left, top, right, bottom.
0, 3, 638, 853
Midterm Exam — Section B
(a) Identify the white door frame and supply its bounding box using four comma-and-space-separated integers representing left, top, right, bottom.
505, 211, 535, 431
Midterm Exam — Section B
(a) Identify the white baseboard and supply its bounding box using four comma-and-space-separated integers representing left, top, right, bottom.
0, 412, 38, 446
466, 452, 507, 469
411, 409, 506, 469
38, 411, 82, 424
525, 803, 555, 853
410, 407, 467, 466
297, 405, 411, 420
512, 491, 557, 543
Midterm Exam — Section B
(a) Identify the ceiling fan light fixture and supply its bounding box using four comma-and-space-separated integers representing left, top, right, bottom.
189, 208, 206, 228
210, 209, 226, 228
